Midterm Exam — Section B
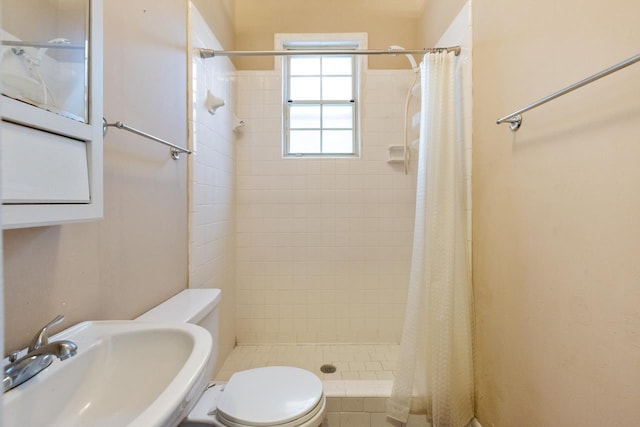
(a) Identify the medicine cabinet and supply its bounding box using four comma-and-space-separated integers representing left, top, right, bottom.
1, 0, 103, 229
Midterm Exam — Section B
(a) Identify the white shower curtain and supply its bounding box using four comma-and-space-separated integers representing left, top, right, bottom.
387, 51, 474, 427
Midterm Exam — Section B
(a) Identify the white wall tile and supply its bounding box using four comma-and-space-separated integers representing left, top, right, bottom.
235, 60, 471, 344
188, 6, 237, 373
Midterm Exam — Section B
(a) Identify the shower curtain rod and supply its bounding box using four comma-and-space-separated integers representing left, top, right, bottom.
199, 46, 461, 59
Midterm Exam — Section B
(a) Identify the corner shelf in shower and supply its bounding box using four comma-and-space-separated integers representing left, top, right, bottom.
411, 111, 421, 130
387, 145, 407, 164
411, 82, 421, 97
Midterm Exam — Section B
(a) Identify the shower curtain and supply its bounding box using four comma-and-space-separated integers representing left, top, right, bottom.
387, 51, 474, 427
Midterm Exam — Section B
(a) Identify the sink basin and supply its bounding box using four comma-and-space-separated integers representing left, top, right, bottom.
3, 321, 213, 427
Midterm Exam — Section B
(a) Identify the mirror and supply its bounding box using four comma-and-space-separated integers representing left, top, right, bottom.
1, 0, 103, 229
1, 0, 89, 123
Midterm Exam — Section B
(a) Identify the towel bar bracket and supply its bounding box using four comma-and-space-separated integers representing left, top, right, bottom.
501, 114, 522, 131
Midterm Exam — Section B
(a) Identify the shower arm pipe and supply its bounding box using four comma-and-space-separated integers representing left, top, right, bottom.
199, 46, 461, 58
103, 118, 191, 160
496, 53, 640, 131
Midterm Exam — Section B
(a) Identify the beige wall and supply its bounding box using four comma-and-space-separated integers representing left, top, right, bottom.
469, 0, 640, 426
419, 0, 467, 46
191, 0, 235, 50
234, 0, 423, 70
3, 0, 189, 351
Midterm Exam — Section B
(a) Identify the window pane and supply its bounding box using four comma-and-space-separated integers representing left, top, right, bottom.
322, 130, 353, 153
284, 48, 358, 157
322, 56, 352, 75
290, 130, 321, 153
290, 105, 321, 129
290, 77, 320, 100
322, 77, 352, 100
290, 57, 320, 75
323, 105, 353, 129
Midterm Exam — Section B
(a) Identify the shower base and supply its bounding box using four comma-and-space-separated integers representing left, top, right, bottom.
214, 344, 432, 427
215, 343, 398, 384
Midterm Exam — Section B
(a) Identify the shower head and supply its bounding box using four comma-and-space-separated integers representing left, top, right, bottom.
388, 45, 419, 72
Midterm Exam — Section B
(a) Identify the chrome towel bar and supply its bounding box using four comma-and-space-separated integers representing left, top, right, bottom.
103, 118, 191, 160
497, 53, 640, 131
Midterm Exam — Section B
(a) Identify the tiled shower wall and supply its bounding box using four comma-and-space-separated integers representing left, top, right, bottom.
235, 69, 419, 344
188, 5, 237, 370
189, 0, 472, 376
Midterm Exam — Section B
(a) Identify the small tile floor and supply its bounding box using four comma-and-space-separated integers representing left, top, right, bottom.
215, 344, 399, 397
214, 344, 437, 426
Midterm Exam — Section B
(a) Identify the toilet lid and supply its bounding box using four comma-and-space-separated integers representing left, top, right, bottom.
216, 366, 323, 426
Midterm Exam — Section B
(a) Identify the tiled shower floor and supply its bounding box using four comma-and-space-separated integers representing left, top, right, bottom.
215, 344, 399, 397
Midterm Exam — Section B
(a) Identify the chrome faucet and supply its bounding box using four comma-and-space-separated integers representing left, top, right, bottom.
3, 315, 78, 393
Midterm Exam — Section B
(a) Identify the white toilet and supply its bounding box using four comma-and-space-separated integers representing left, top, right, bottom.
136, 289, 326, 427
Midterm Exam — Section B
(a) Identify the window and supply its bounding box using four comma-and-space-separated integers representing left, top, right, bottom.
283, 42, 359, 157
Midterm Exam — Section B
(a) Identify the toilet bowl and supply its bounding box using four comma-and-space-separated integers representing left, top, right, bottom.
187, 366, 326, 427
136, 289, 326, 427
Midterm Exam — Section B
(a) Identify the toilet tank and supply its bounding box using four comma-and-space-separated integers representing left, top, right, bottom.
136, 289, 221, 378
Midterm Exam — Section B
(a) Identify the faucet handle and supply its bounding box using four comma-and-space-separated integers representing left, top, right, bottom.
28, 314, 64, 352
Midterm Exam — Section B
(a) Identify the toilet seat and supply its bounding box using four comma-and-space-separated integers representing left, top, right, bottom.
216, 397, 325, 427
216, 366, 325, 427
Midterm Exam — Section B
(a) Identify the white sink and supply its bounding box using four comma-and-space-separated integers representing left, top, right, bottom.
3, 321, 212, 427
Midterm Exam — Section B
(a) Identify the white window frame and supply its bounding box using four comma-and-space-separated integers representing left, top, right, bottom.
276, 33, 366, 158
